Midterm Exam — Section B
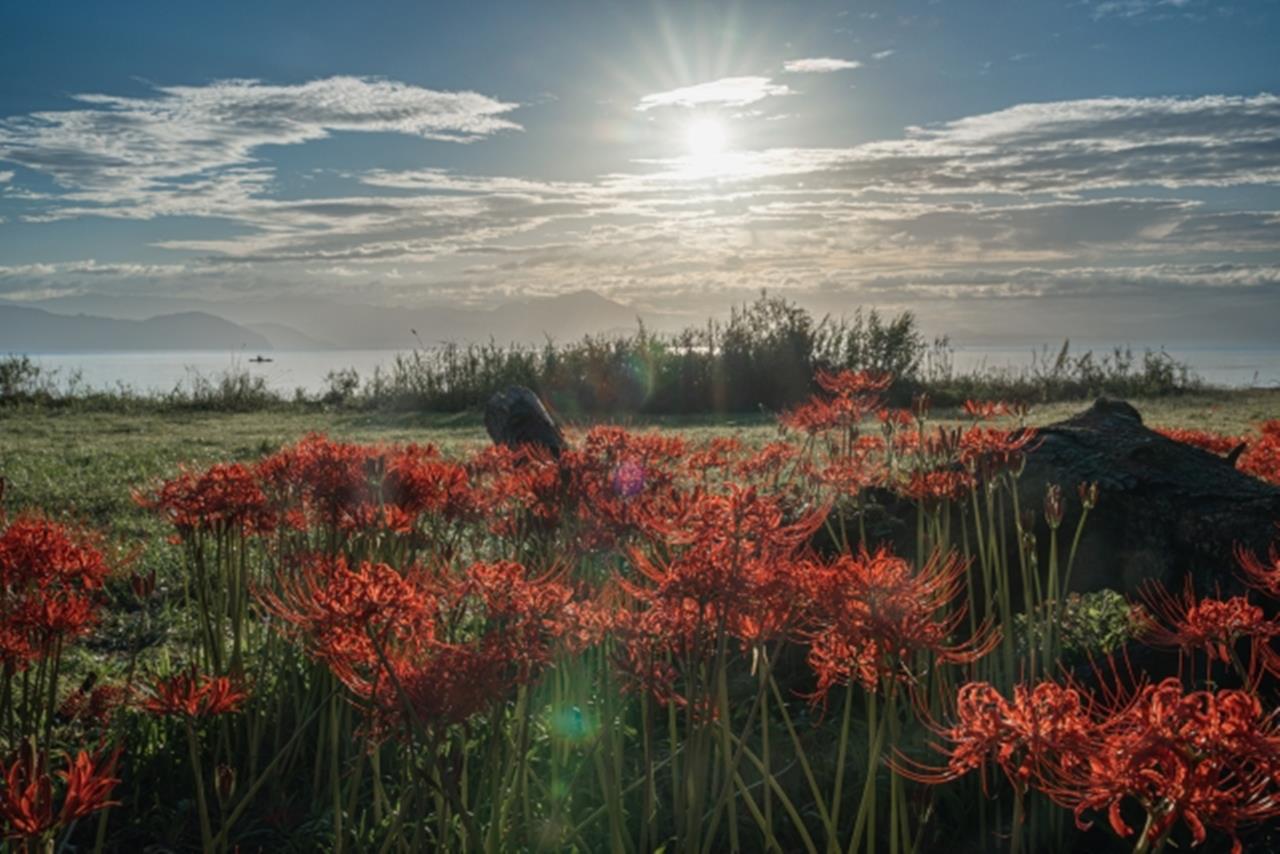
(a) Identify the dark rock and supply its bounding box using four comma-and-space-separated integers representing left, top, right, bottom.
483, 386, 568, 458
1016, 397, 1280, 596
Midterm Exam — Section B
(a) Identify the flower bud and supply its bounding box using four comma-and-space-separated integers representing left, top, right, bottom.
1077, 481, 1099, 510
1044, 483, 1064, 529
215, 764, 236, 805
130, 570, 156, 601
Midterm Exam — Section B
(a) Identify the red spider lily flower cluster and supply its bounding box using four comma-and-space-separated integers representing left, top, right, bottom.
898, 468, 974, 509
816, 450, 886, 500
0, 744, 121, 842
1138, 579, 1280, 671
259, 435, 480, 535
263, 554, 433, 668
1239, 419, 1280, 485
733, 441, 801, 482
957, 426, 1037, 478
464, 427, 691, 553
0, 515, 110, 672
382, 443, 476, 524
255, 434, 377, 530
1049, 679, 1280, 854
896, 680, 1095, 790
136, 462, 274, 536
1154, 427, 1246, 457
802, 547, 998, 699
467, 444, 565, 538
684, 436, 743, 476
904, 675, 1280, 854
141, 436, 482, 542
265, 556, 581, 735
780, 370, 891, 435
613, 487, 825, 703
562, 427, 686, 551
1154, 420, 1280, 486
1236, 542, 1280, 599
58, 681, 133, 730
143, 669, 247, 719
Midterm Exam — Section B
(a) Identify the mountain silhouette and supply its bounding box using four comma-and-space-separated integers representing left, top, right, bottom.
0, 304, 271, 352
3, 290, 650, 350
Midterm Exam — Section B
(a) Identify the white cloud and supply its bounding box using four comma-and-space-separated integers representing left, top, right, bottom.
0, 170, 12, 183
872, 50, 895, 60
0, 76, 520, 197
782, 57, 862, 74
635, 77, 793, 111
1091, 0, 1193, 18
2, 86, 1278, 340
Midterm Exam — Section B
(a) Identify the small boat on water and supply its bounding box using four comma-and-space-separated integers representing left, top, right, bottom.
249, 355, 274, 363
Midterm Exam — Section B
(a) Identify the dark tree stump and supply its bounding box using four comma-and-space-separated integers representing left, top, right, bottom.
484, 386, 567, 457
1017, 397, 1280, 595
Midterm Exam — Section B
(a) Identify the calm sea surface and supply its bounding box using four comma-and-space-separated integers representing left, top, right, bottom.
13, 346, 1280, 394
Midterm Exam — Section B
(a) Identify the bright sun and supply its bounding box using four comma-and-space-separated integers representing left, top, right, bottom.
685, 117, 727, 160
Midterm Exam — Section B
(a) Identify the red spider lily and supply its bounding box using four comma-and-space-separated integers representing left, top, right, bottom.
559, 427, 688, 551
256, 434, 380, 531
1154, 427, 1245, 457
1138, 579, 1280, 670
898, 468, 974, 508
1236, 542, 1280, 599
348, 560, 578, 735
733, 441, 800, 481
902, 674, 1280, 853
814, 369, 892, 399
137, 462, 275, 536
962, 400, 1012, 421
467, 444, 567, 539
802, 547, 998, 699
1239, 420, 1280, 485
0, 514, 110, 591
613, 488, 825, 703
816, 454, 886, 498
0, 744, 121, 841
262, 555, 434, 670
1047, 678, 1280, 854
894, 680, 1097, 790
684, 437, 743, 475
268, 554, 579, 736
958, 425, 1037, 478
143, 669, 247, 718
58, 682, 132, 729
780, 395, 864, 435
877, 407, 915, 429
780, 370, 891, 436
0, 515, 109, 670
382, 444, 477, 523
627, 486, 823, 620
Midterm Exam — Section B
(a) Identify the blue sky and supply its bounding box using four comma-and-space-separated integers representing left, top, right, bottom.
1, 0, 1277, 342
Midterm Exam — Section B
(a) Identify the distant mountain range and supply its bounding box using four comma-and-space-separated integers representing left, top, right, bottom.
0, 290, 654, 352
0, 304, 272, 353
